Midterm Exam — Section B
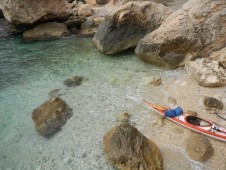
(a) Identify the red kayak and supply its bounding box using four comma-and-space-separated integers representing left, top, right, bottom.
143, 99, 226, 142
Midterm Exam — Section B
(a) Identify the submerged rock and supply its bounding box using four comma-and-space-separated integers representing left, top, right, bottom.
2, 0, 72, 32
136, 0, 226, 69
103, 122, 163, 170
23, 22, 69, 41
32, 97, 72, 137
186, 58, 226, 87
185, 133, 214, 162
93, 1, 172, 54
64, 76, 83, 87
203, 96, 223, 112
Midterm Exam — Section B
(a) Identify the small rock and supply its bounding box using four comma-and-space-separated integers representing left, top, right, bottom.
103, 123, 163, 170
116, 112, 130, 123
203, 96, 223, 112
185, 133, 214, 162
64, 76, 83, 87
149, 76, 162, 86
32, 97, 72, 137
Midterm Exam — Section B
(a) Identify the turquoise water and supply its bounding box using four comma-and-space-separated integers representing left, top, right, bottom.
0, 36, 201, 169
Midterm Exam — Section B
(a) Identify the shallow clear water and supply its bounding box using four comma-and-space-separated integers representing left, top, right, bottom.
0, 36, 199, 169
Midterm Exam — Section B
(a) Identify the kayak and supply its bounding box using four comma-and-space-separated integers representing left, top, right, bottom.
143, 99, 226, 142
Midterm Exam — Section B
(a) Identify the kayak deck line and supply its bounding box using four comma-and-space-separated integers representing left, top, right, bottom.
143, 99, 226, 142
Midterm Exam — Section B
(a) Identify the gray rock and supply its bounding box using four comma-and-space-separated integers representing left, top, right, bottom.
185, 133, 214, 162
186, 58, 226, 87
64, 76, 83, 87
203, 96, 223, 111
23, 22, 69, 41
103, 122, 163, 170
32, 97, 72, 137
2, 0, 72, 32
93, 1, 172, 54
136, 0, 226, 69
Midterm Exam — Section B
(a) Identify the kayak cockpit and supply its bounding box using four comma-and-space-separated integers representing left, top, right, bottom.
185, 116, 212, 127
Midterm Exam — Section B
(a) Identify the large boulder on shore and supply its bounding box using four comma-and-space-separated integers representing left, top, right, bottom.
93, 1, 172, 54
2, 0, 72, 32
23, 22, 69, 41
135, 0, 226, 69
186, 58, 226, 87
32, 97, 72, 137
103, 122, 163, 170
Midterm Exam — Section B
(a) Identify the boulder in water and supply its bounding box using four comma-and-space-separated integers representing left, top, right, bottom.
32, 97, 72, 137
23, 22, 69, 41
103, 122, 163, 170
